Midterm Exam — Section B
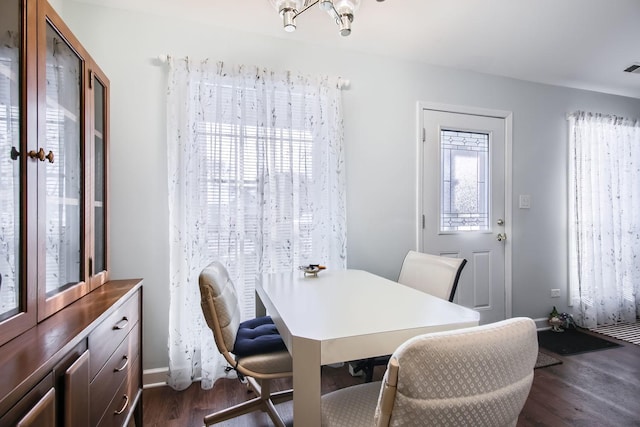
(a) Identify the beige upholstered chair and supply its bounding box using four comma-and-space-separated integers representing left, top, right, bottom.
397, 250, 467, 302
199, 261, 293, 426
355, 251, 467, 382
324, 317, 538, 427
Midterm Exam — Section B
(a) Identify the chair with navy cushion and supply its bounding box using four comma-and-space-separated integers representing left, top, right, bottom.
322, 317, 538, 427
199, 261, 293, 426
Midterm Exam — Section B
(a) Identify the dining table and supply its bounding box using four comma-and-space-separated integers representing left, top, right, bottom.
255, 268, 480, 426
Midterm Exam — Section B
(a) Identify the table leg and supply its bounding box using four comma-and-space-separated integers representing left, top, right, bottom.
255, 290, 266, 317
292, 336, 321, 427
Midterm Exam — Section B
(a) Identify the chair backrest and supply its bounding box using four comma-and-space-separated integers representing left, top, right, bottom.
199, 261, 241, 356
397, 250, 467, 302
374, 317, 538, 427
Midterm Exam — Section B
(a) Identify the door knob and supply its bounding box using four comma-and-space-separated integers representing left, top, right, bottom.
497, 233, 507, 242
497, 219, 504, 226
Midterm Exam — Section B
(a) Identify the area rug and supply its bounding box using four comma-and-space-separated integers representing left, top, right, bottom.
591, 322, 640, 345
534, 351, 562, 369
537, 327, 620, 355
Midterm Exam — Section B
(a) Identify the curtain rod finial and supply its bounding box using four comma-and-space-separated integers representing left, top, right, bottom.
337, 78, 350, 89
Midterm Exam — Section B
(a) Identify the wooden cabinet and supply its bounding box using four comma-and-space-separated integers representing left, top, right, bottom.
0, 1, 141, 426
0, 375, 56, 427
0, 281, 143, 427
89, 293, 141, 426
0, 0, 110, 344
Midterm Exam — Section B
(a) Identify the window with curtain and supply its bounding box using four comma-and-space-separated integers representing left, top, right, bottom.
165, 58, 347, 390
568, 111, 640, 329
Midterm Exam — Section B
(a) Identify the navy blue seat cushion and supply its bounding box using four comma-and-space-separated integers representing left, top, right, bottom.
233, 316, 287, 357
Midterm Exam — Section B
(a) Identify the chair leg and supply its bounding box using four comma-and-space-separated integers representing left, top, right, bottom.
263, 398, 286, 427
364, 359, 374, 383
270, 389, 294, 405
203, 397, 267, 425
203, 377, 293, 426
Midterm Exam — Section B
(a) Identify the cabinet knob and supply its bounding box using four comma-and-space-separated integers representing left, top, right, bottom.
28, 148, 45, 161
26, 148, 54, 163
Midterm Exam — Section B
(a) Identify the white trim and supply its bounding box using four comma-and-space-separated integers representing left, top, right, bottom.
533, 317, 552, 330
416, 101, 514, 320
566, 116, 576, 307
143, 367, 168, 389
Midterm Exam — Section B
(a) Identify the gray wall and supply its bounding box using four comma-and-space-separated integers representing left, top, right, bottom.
58, 1, 640, 371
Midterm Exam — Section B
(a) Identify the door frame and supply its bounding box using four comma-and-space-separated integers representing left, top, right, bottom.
416, 101, 513, 320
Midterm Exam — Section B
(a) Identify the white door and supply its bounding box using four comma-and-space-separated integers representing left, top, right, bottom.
420, 107, 511, 324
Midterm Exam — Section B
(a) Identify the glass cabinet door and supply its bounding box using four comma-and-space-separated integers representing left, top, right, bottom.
90, 69, 109, 289
37, 5, 89, 320
0, 0, 23, 323
0, 0, 37, 345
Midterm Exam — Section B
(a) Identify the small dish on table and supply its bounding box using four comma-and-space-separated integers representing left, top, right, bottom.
299, 264, 326, 277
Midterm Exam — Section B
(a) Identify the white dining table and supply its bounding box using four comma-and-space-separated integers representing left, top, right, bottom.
255, 269, 480, 427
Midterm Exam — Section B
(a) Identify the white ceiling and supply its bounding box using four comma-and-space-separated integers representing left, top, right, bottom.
75, 0, 640, 99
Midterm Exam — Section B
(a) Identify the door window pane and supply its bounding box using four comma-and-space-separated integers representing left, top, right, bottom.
45, 22, 82, 295
440, 129, 489, 231
0, 0, 21, 320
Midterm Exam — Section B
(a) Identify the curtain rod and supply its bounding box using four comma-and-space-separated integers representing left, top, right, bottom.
156, 54, 350, 89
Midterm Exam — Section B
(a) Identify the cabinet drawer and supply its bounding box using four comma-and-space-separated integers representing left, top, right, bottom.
89, 291, 140, 379
97, 356, 141, 427
90, 323, 140, 426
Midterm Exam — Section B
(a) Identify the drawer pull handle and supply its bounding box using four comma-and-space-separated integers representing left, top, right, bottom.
113, 317, 129, 330
114, 355, 129, 372
114, 395, 129, 415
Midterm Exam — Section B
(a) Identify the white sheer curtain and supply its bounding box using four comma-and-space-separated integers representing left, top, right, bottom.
568, 111, 640, 328
165, 57, 347, 390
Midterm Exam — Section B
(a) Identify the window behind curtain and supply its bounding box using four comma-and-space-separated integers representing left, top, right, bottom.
166, 59, 346, 390
197, 101, 316, 315
568, 111, 640, 328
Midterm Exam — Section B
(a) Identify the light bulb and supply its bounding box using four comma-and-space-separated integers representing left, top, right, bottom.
270, 0, 304, 32
338, 14, 351, 36
319, 0, 333, 11
282, 9, 297, 32
333, 0, 361, 13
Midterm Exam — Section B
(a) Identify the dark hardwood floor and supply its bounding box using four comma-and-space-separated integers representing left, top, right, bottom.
143, 332, 640, 427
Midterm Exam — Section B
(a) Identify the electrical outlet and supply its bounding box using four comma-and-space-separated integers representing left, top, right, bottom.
550, 289, 560, 298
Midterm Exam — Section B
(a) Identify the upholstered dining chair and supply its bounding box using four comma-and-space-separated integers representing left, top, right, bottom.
323, 317, 538, 427
354, 251, 468, 382
198, 261, 293, 427
397, 250, 467, 302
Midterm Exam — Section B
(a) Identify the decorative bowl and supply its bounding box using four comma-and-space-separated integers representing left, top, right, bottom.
299, 264, 325, 277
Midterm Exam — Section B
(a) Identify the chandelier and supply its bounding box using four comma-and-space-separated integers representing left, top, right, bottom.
270, 0, 383, 37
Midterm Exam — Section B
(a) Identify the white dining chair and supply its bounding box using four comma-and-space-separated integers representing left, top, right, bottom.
354, 251, 468, 382
323, 317, 538, 427
397, 250, 467, 302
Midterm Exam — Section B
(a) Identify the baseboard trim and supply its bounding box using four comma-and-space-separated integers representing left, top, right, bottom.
143, 367, 168, 389
534, 317, 551, 330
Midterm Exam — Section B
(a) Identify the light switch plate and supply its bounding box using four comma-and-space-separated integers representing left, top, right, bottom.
519, 195, 531, 209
